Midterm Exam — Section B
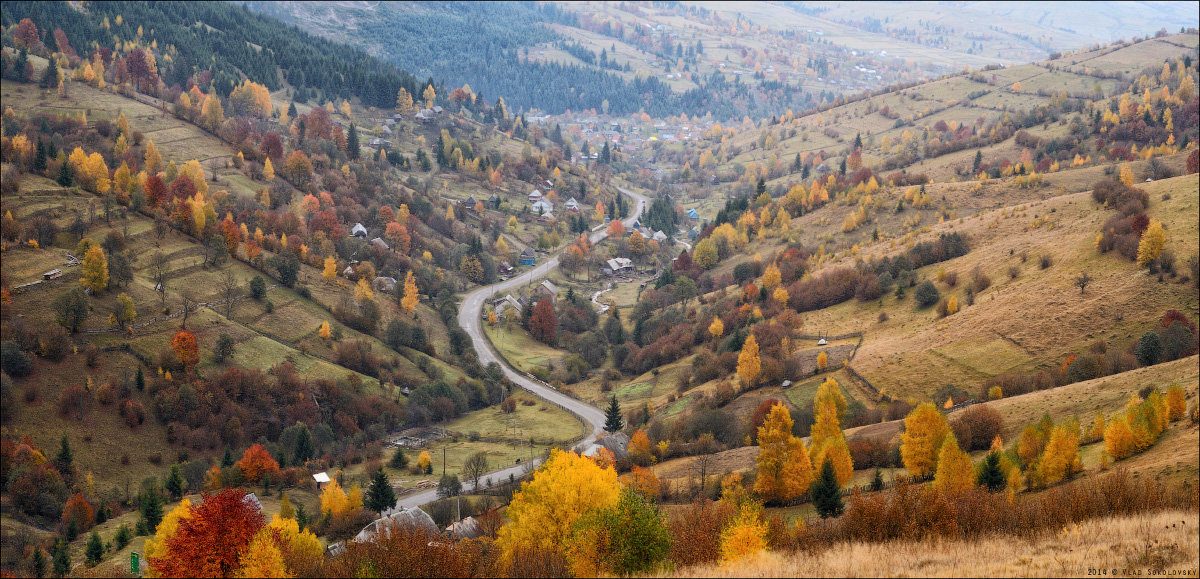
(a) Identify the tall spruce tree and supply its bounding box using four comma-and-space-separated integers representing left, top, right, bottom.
347, 123, 360, 160
604, 395, 624, 433
812, 458, 844, 518
977, 451, 1007, 491
366, 469, 397, 513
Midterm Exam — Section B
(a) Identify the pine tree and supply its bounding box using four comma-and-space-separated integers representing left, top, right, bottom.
811, 459, 843, 518
165, 464, 185, 499
347, 123, 360, 160
604, 396, 624, 433
977, 451, 1007, 491
293, 424, 314, 465
366, 469, 396, 513
54, 435, 74, 480
389, 446, 408, 469
222, 446, 234, 467
85, 531, 104, 566
31, 546, 47, 578
138, 484, 164, 535
52, 539, 70, 578
135, 366, 145, 391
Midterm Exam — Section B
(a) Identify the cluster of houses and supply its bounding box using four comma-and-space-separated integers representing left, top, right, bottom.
490, 279, 560, 320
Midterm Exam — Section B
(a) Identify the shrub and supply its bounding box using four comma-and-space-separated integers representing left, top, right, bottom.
949, 404, 1003, 451
1039, 254, 1053, 269
914, 281, 940, 308
668, 500, 734, 567
1, 341, 33, 377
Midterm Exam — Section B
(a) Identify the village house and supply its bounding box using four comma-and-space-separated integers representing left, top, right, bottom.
534, 279, 558, 303
519, 247, 536, 266
350, 223, 368, 238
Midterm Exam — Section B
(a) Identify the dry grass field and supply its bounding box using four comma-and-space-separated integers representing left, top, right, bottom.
668, 509, 1200, 578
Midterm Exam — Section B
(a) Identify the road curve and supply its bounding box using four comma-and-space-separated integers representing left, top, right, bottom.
398, 185, 649, 508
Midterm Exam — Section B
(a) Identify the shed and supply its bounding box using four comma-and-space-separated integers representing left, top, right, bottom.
519, 247, 536, 266
351, 223, 368, 238
687, 208, 700, 220
370, 237, 390, 251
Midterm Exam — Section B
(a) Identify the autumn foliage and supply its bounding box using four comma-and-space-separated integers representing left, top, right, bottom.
148, 488, 266, 577
236, 444, 281, 484
170, 330, 199, 372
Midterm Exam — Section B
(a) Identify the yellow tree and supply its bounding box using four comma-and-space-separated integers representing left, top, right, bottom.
319, 479, 350, 517
932, 434, 974, 493
1136, 219, 1166, 267
1118, 163, 1134, 186
354, 278, 374, 303
496, 449, 621, 564
322, 256, 337, 281
1166, 384, 1185, 421
708, 316, 724, 339
772, 286, 789, 305
417, 451, 432, 473
760, 263, 781, 290
810, 378, 853, 485
719, 503, 768, 565
262, 157, 275, 181
200, 94, 225, 132
400, 271, 418, 314
693, 238, 718, 269
1104, 416, 1135, 460
1039, 425, 1080, 485
737, 333, 761, 387
900, 403, 950, 479
144, 498, 194, 562
266, 514, 322, 562
814, 376, 846, 424
235, 530, 289, 578
816, 351, 828, 371
80, 245, 109, 293
396, 88, 415, 116
422, 85, 436, 110
753, 404, 813, 503
318, 322, 331, 340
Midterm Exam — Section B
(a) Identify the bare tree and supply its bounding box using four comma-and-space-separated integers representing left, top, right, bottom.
151, 251, 170, 311
219, 268, 240, 319
180, 291, 197, 330
1075, 271, 1093, 294
463, 452, 489, 492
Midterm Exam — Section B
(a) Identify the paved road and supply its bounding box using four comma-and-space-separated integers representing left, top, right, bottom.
397, 185, 649, 508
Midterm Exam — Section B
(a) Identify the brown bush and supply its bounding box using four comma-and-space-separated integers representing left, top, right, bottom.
847, 437, 895, 469
828, 469, 1190, 546
668, 499, 735, 567
950, 404, 1004, 451
323, 521, 497, 577
57, 385, 92, 421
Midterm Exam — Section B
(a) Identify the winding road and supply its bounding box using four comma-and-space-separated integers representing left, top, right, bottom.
397, 185, 649, 508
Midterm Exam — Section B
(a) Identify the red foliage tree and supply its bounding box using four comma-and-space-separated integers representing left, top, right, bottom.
235, 443, 281, 484
260, 132, 283, 161
146, 174, 168, 208
1187, 149, 1198, 175
529, 299, 557, 346
171, 330, 200, 372
168, 174, 196, 202
14, 19, 39, 49
305, 108, 333, 141
148, 488, 265, 578
61, 492, 95, 533
749, 398, 781, 442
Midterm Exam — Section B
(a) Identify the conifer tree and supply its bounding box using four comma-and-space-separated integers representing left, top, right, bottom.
366, 469, 396, 513
811, 459, 843, 518
604, 395, 624, 433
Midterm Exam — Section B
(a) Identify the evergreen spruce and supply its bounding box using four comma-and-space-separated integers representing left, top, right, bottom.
293, 424, 315, 465
366, 469, 397, 513
138, 484, 164, 535
870, 468, 884, 492
604, 395, 624, 433
222, 446, 234, 467
812, 459, 844, 518
52, 539, 70, 578
296, 502, 309, 531
31, 546, 47, 578
165, 464, 185, 499
84, 531, 104, 566
977, 451, 1007, 491
56, 161, 72, 186
135, 366, 145, 391
347, 123, 360, 160
389, 446, 408, 469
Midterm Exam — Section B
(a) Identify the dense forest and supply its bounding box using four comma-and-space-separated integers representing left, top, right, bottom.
244, 1, 806, 119
0, 1, 429, 107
